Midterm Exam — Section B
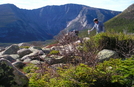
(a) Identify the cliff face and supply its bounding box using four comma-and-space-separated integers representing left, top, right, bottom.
0, 4, 121, 43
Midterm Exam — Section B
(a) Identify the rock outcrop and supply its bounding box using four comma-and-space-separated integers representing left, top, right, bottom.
0, 59, 29, 87
0, 42, 121, 67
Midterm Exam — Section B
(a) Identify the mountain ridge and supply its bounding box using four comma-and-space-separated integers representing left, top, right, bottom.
0, 3, 121, 43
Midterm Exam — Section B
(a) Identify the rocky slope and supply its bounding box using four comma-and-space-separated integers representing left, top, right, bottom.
0, 4, 120, 43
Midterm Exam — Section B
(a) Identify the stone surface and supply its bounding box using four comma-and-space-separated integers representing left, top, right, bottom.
1, 44, 20, 55
0, 55, 16, 63
21, 50, 45, 61
21, 56, 31, 61
17, 48, 32, 58
30, 60, 42, 65
23, 58, 31, 63
0, 58, 29, 87
51, 55, 66, 64
9, 54, 20, 59
12, 61, 25, 69
42, 48, 51, 54
44, 55, 70, 65
97, 49, 119, 62
40, 54, 47, 59
29, 46, 42, 52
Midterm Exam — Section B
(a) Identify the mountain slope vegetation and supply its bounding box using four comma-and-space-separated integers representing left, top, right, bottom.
105, 4, 134, 33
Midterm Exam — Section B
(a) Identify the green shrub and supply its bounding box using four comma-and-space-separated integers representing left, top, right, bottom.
27, 56, 134, 87
53, 56, 134, 87
28, 73, 50, 87
94, 57, 134, 87
83, 32, 134, 58
49, 50, 59, 55
25, 32, 134, 87
23, 63, 39, 73
24, 64, 52, 87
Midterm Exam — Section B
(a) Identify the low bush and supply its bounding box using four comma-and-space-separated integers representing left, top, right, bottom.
51, 56, 134, 87
83, 32, 134, 58
26, 56, 134, 87
24, 32, 134, 87
23, 63, 39, 73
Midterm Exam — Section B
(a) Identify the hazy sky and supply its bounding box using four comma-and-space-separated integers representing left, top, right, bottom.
0, 0, 134, 11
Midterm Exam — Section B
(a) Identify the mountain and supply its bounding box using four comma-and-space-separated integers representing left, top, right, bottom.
64, 6, 120, 31
105, 4, 134, 33
0, 4, 52, 43
0, 4, 120, 43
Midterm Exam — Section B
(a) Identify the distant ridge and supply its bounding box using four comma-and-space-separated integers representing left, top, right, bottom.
105, 4, 134, 33
0, 3, 120, 43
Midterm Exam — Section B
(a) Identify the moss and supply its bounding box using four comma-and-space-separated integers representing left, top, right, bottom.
49, 50, 60, 55
19, 46, 30, 49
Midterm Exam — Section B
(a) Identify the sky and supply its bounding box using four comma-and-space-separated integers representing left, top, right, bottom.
0, 0, 134, 11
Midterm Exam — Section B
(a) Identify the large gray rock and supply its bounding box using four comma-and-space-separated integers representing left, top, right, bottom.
21, 50, 44, 61
29, 46, 42, 52
12, 60, 25, 69
30, 60, 43, 65
1, 44, 20, 55
44, 55, 70, 65
23, 58, 31, 63
40, 54, 47, 59
21, 56, 31, 61
17, 49, 32, 58
42, 48, 51, 54
0, 59, 29, 87
0, 55, 16, 63
97, 49, 119, 62
9, 54, 20, 59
